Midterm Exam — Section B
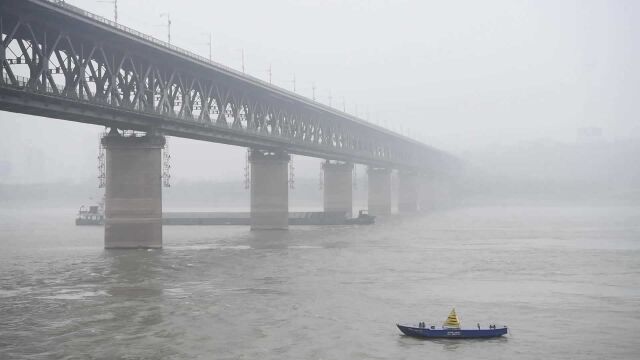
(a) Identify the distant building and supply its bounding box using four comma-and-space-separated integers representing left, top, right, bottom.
577, 127, 604, 144
0, 160, 11, 178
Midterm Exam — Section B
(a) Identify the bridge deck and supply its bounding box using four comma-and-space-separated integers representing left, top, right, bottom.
0, 0, 455, 172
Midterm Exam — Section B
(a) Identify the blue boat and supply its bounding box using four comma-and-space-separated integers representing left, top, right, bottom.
397, 308, 508, 339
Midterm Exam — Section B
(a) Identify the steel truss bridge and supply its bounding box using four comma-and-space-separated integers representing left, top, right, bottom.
0, 0, 456, 173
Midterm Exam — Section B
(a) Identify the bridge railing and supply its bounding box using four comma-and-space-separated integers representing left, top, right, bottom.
0, 1, 449, 169
39, 1, 421, 144
32, 0, 436, 156
41, 1, 299, 106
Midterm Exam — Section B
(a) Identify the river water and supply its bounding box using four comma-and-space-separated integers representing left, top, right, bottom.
1, 206, 639, 359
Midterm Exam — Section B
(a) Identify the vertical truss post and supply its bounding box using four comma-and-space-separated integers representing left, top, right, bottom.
40, 31, 46, 91
0, 16, 5, 83
30, 35, 37, 89
79, 43, 84, 100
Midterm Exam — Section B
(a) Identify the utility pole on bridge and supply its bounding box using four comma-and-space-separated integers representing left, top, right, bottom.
98, 0, 118, 23
241, 49, 245, 73
208, 32, 212, 60
202, 32, 212, 61
267, 64, 272, 84
160, 13, 171, 44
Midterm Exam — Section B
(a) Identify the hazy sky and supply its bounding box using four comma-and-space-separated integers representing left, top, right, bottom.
0, 0, 638, 183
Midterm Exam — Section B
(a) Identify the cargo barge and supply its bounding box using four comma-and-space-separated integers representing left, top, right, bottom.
77, 210, 375, 226
162, 210, 375, 226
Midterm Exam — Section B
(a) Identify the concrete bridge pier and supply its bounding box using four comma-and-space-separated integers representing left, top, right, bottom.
250, 149, 290, 230
102, 130, 165, 249
323, 161, 353, 216
398, 171, 419, 212
367, 167, 392, 216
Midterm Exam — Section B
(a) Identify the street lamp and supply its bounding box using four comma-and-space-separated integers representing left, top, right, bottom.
204, 32, 212, 61
97, 0, 118, 23
160, 13, 171, 44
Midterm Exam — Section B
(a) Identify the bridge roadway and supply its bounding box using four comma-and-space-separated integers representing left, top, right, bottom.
0, 0, 459, 248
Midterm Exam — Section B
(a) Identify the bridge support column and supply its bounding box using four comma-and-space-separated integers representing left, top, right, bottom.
398, 171, 419, 212
250, 149, 289, 230
323, 161, 353, 216
367, 167, 392, 216
102, 130, 165, 249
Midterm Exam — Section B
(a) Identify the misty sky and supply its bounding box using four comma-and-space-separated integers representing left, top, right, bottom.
0, 0, 638, 183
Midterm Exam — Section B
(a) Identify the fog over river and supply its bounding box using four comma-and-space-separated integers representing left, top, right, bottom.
1, 206, 639, 359
1, 0, 639, 358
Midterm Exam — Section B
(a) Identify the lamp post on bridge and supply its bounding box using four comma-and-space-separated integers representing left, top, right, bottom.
203, 32, 212, 61
241, 49, 245, 73
160, 13, 171, 44
97, 0, 118, 23
267, 64, 272, 84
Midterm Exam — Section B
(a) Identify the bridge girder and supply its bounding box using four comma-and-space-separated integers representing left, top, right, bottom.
0, 0, 455, 173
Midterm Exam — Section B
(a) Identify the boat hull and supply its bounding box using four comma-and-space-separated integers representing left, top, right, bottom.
75, 218, 104, 226
343, 216, 375, 225
397, 324, 507, 339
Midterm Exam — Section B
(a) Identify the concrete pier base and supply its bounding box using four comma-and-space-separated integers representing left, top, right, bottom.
250, 149, 289, 230
399, 171, 419, 212
102, 131, 165, 249
323, 161, 353, 216
367, 167, 392, 216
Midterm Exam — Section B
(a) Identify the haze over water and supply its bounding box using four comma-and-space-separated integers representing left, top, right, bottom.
1, 205, 639, 359
1, 0, 639, 358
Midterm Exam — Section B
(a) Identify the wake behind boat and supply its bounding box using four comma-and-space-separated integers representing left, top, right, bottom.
397, 308, 508, 339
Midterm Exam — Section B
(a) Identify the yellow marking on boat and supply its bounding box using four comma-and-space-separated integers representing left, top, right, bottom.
443, 307, 461, 329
